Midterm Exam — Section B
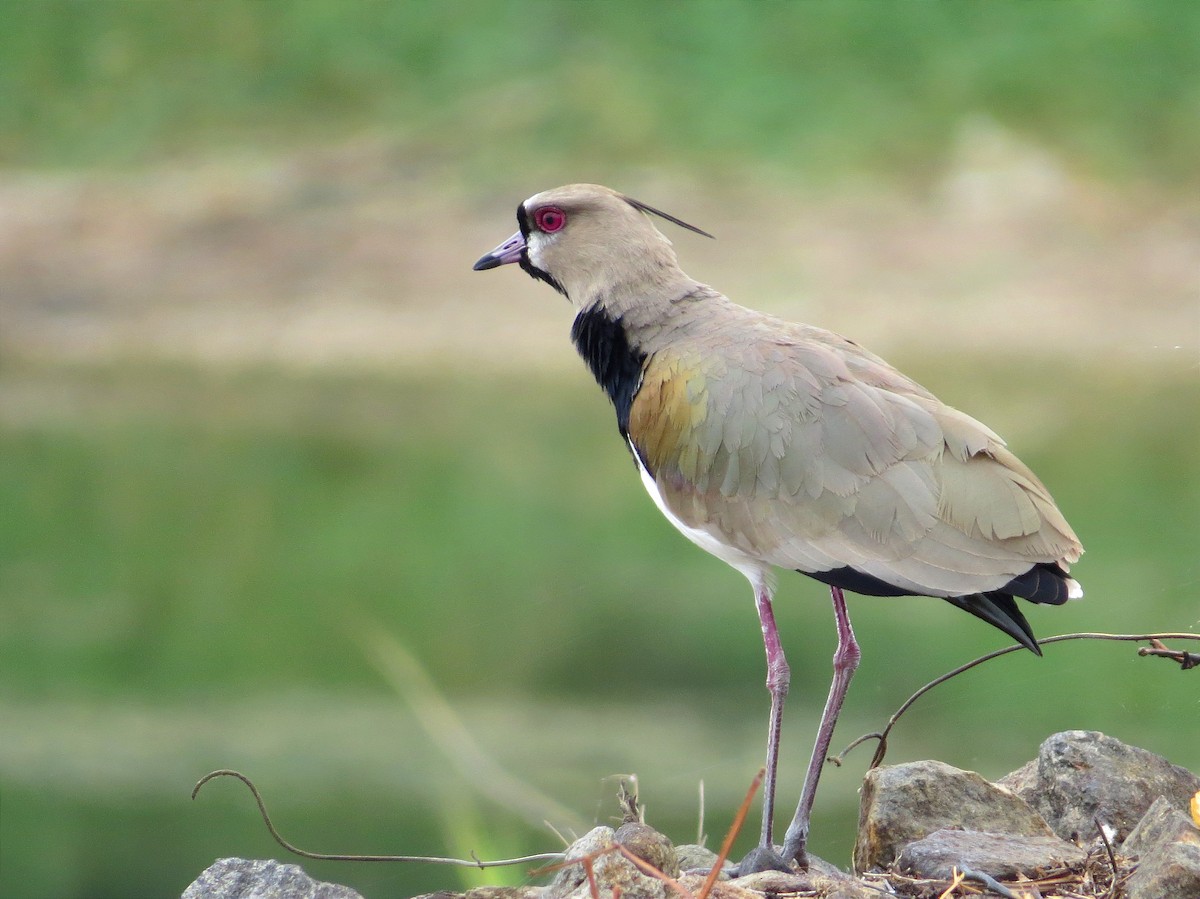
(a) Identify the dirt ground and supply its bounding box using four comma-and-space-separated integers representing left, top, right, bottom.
2, 133, 1197, 375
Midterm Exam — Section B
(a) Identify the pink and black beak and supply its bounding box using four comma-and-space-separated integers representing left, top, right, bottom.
472, 230, 525, 271
473, 205, 565, 295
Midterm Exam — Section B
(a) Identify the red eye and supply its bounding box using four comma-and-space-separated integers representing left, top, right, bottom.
534, 206, 566, 233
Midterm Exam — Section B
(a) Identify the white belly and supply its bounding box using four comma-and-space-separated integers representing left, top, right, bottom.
629, 439, 767, 585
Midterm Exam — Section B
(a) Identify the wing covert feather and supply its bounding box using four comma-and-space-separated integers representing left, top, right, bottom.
627, 318, 1081, 597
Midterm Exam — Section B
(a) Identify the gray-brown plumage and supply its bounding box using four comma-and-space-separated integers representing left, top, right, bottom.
474, 183, 1082, 870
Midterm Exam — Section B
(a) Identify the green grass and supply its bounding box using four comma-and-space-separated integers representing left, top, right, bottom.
1, 358, 1196, 898
3, 1, 1199, 183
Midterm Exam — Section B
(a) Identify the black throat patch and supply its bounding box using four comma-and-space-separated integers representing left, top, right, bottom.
570, 305, 645, 440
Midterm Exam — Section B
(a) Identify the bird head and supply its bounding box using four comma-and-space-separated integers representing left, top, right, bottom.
473, 183, 712, 310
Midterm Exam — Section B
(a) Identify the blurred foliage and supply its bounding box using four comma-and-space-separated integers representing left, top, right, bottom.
1, 0, 1199, 182
6, 360, 1194, 702
1, 359, 1197, 897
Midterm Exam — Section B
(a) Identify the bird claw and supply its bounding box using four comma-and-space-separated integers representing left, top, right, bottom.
730, 845, 797, 876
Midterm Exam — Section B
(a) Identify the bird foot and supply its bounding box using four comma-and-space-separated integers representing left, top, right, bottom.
730, 845, 799, 876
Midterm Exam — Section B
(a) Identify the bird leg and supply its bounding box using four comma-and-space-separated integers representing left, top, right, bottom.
752, 576, 789, 850
780, 586, 860, 867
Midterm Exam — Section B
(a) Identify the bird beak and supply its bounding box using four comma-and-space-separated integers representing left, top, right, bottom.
473, 230, 525, 271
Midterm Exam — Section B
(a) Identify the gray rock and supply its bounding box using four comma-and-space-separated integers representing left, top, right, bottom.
998, 757, 1037, 795
731, 862, 877, 899
181, 858, 364, 899
545, 827, 615, 899
546, 826, 670, 899
1123, 795, 1200, 858
673, 843, 726, 875
998, 730, 1200, 844
674, 875, 769, 899
1125, 840, 1200, 899
412, 887, 544, 899
459, 889, 545, 899
726, 870, 814, 894
853, 759, 1054, 872
613, 821, 679, 877
896, 828, 1086, 880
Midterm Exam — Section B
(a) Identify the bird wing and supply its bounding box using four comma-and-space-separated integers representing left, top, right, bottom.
627, 317, 1082, 598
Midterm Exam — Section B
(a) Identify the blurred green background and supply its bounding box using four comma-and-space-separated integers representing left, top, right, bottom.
2, 3, 1198, 898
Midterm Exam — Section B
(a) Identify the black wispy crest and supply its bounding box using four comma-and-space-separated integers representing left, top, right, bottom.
621, 195, 715, 239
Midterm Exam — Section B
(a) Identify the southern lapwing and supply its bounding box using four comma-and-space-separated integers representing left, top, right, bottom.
473, 184, 1082, 871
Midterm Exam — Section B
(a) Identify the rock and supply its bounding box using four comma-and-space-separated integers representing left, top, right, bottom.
674, 843, 726, 874
546, 826, 671, 899
1119, 797, 1200, 899
1125, 840, 1200, 899
458, 889, 544, 899
998, 730, 1200, 843
185, 734, 1200, 899
853, 759, 1054, 872
997, 758, 1037, 795
181, 858, 364, 899
413, 888, 543, 899
613, 822, 679, 877
896, 829, 1086, 880
545, 827, 614, 899
676, 875, 762, 899
801, 855, 880, 898
731, 862, 877, 899
724, 870, 814, 894
820, 887, 878, 899
1123, 795, 1200, 858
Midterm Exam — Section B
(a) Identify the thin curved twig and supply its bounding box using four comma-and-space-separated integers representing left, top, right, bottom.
831, 631, 1200, 770
191, 769, 565, 866
1138, 637, 1200, 669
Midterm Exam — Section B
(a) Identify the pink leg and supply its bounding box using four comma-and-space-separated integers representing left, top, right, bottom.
781, 586, 860, 866
753, 576, 789, 850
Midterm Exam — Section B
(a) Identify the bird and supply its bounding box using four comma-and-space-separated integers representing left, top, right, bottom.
472, 183, 1083, 871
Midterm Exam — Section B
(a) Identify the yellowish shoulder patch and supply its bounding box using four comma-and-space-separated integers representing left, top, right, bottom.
628, 353, 707, 479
